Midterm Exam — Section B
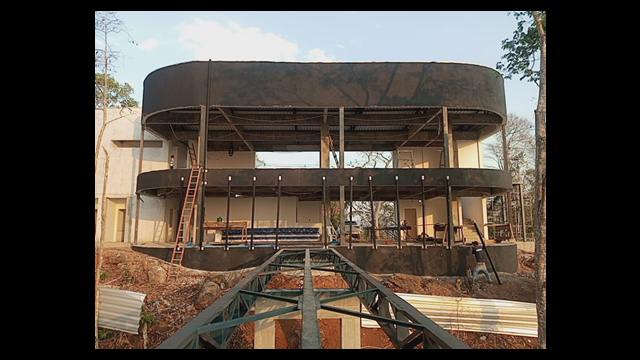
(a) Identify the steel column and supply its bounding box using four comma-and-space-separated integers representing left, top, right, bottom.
369, 176, 377, 249
445, 176, 455, 249
250, 176, 256, 250
349, 176, 353, 250
420, 175, 426, 249
322, 176, 327, 248
225, 175, 231, 251
517, 183, 527, 242
395, 175, 402, 249
275, 175, 281, 250
339, 107, 345, 244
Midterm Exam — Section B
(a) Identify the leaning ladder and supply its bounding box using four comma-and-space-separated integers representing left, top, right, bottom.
169, 167, 203, 275
187, 141, 198, 167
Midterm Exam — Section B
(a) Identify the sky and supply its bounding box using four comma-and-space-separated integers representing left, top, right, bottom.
100, 11, 538, 168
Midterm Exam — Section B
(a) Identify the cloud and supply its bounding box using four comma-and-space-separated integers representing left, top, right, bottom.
305, 48, 335, 62
177, 18, 336, 62
139, 38, 159, 51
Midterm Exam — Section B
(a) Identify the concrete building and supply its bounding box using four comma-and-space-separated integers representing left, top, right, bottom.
97, 61, 510, 252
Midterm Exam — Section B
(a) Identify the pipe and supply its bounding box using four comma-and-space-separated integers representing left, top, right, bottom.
421, 175, 426, 249
473, 221, 502, 285
395, 175, 401, 249
250, 176, 256, 250
275, 175, 281, 250
225, 175, 231, 251
369, 176, 377, 249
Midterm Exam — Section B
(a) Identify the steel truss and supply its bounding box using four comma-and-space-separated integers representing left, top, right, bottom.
157, 248, 469, 349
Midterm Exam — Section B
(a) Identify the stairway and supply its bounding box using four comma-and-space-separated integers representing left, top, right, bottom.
461, 218, 481, 243
169, 167, 203, 275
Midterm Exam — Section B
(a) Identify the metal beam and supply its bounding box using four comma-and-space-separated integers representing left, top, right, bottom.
301, 249, 321, 349
397, 109, 442, 148
217, 107, 255, 151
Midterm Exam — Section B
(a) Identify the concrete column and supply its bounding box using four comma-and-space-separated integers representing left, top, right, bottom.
441, 107, 454, 168
133, 121, 145, 244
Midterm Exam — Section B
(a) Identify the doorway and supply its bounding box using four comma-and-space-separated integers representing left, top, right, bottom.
404, 208, 418, 239
116, 208, 126, 242
105, 198, 127, 242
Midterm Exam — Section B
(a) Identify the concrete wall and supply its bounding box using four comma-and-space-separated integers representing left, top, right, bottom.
396, 142, 488, 238
132, 244, 518, 275
95, 108, 173, 244
208, 151, 256, 169
204, 197, 322, 240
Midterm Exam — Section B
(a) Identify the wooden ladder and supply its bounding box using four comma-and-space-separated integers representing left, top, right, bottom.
187, 141, 198, 167
168, 167, 203, 276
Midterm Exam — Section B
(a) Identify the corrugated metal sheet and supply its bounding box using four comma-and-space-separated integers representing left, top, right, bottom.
362, 294, 537, 338
98, 286, 146, 335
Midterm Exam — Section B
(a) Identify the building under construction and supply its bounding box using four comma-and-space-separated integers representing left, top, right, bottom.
115, 61, 519, 348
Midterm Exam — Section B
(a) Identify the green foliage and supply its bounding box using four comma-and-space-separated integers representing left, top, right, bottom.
98, 328, 114, 340
95, 73, 139, 108
140, 308, 156, 327
100, 270, 108, 281
496, 11, 546, 85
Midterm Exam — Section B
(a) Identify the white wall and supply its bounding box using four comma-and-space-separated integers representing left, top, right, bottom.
396, 141, 490, 238
208, 151, 256, 168
95, 108, 171, 244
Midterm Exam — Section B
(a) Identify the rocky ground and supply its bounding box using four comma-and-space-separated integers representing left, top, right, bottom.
95, 247, 538, 349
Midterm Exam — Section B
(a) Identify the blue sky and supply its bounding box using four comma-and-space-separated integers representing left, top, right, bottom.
101, 11, 538, 167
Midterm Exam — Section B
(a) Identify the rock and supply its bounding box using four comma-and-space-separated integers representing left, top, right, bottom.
480, 336, 487, 341
147, 265, 167, 284
195, 281, 221, 308
112, 252, 127, 264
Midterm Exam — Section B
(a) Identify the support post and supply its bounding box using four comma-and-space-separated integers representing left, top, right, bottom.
134, 121, 145, 244
349, 176, 353, 250
368, 176, 377, 249
441, 106, 454, 168
322, 176, 327, 248
395, 175, 401, 249
275, 175, 281, 250
445, 176, 455, 249
421, 175, 426, 249
250, 176, 256, 250
225, 175, 231, 251
339, 107, 345, 243
197, 103, 209, 249
517, 183, 527, 242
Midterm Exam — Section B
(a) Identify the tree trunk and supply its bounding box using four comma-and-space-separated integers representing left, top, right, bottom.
95, 147, 110, 349
532, 10, 546, 349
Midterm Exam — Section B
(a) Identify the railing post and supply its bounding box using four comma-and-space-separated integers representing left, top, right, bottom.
421, 175, 426, 249
250, 175, 256, 250
225, 175, 231, 251
349, 176, 353, 250
368, 175, 377, 249
322, 176, 327, 248
445, 176, 454, 250
395, 175, 401, 249
275, 175, 281, 250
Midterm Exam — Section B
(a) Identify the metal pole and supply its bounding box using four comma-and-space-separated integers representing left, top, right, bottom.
250, 176, 256, 250
339, 107, 345, 244
421, 175, 426, 249
518, 183, 527, 242
368, 176, 377, 249
473, 221, 502, 285
445, 176, 454, 249
349, 176, 353, 250
395, 175, 401, 249
134, 121, 145, 244
225, 175, 231, 251
275, 175, 281, 250
322, 176, 327, 248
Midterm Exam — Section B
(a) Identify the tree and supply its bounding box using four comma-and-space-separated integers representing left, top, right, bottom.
487, 114, 535, 183
95, 11, 138, 173
95, 73, 138, 108
95, 147, 110, 348
344, 152, 396, 240
497, 11, 546, 348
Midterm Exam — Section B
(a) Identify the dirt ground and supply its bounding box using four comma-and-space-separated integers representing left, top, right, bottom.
96, 248, 251, 349
96, 247, 538, 349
